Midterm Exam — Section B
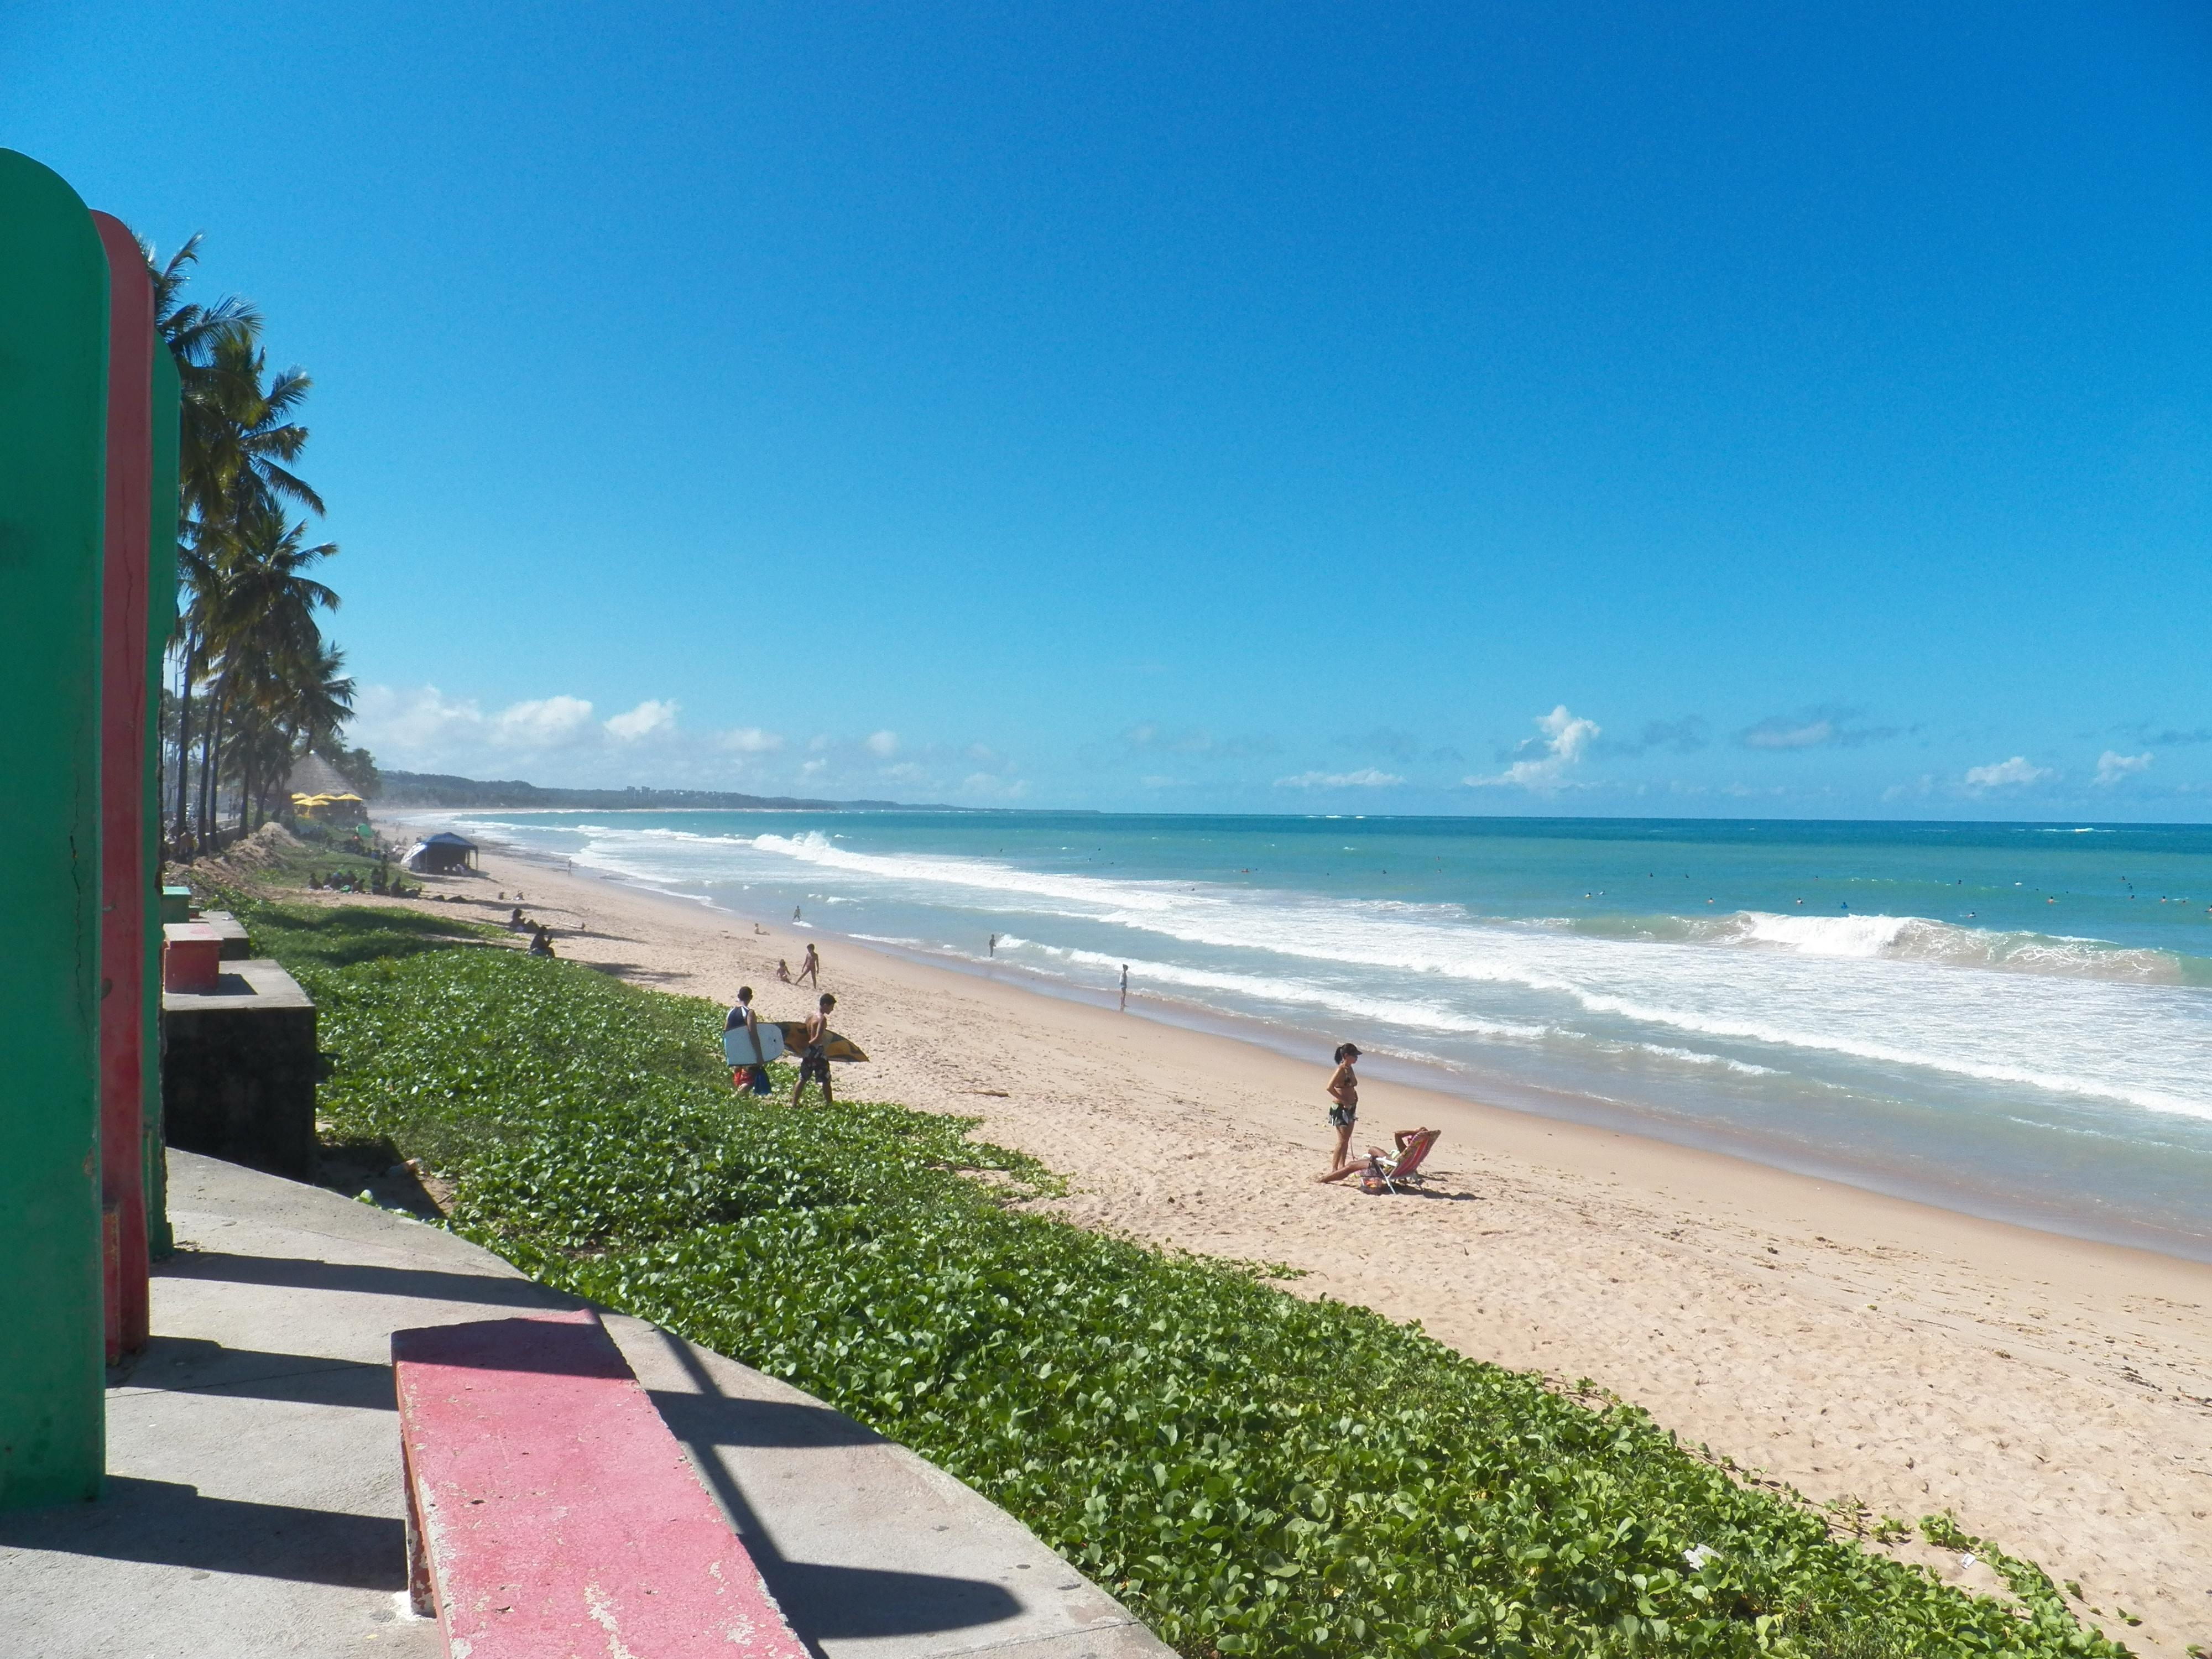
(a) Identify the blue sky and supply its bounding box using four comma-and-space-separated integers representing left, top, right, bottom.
8, 2, 2209, 815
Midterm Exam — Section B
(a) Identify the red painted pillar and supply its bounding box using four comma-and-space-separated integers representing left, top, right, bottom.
92, 212, 154, 1362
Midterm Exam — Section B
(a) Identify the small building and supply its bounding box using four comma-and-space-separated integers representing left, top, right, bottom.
402, 831, 478, 874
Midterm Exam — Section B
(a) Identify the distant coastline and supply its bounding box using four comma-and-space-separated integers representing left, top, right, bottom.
377, 768, 968, 814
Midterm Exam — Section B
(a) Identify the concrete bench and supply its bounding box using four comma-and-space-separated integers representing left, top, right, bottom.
392, 1307, 809, 1657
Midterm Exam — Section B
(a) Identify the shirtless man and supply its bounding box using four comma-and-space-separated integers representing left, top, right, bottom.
796, 942, 821, 987
789, 993, 837, 1109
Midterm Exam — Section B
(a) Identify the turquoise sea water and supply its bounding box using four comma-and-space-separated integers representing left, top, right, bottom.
420, 811, 2212, 1260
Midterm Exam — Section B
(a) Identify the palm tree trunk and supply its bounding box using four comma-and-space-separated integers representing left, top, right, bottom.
199, 688, 224, 839
172, 641, 197, 839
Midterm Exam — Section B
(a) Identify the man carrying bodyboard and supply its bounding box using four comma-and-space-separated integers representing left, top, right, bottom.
725, 986, 773, 1094
790, 993, 837, 1109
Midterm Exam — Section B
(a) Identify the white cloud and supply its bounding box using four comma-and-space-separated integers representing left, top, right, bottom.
1743, 718, 1834, 750
866, 729, 899, 758
350, 684, 487, 753
2094, 750, 2152, 786
351, 683, 786, 786
493, 695, 599, 748
1963, 755, 2053, 790
1274, 768, 1405, 789
800, 758, 827, 776
1468, 705, 1600, 791
1120, 723, 1276, 760
882, 761, 926, 781
961, 772, 1029, 799
604, 698, 679, 741
720, 727, 783, 754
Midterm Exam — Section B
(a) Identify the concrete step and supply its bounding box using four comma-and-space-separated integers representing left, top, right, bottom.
0, 1151, 1170, 1659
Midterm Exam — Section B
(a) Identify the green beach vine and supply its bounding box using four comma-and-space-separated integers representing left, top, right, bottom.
243, 895, 2132, 1659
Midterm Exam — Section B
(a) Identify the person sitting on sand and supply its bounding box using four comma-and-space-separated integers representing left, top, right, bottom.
796, 942, 821, 987
1321, 1042, 1361, 1176
529, 924, 555, 958
775, 958, 792, 983
1319, 1126, 1437, 1187
789, 993, 837, 1109
508, 906, 526, 930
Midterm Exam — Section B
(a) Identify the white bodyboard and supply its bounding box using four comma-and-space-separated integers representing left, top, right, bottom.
723, 1021, 786, 1067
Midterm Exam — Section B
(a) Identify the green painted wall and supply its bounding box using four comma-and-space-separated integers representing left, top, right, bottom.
0, 149, 111, 1509
145, 343, 180, 1260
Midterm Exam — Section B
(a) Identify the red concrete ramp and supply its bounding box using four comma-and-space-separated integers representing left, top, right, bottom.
393, 1307, 807, 1657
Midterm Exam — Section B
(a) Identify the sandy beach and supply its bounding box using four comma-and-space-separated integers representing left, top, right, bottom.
342, 822, 2212, 1652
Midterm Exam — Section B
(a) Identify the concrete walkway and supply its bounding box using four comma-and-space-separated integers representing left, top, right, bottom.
0, 1152, 1170, 1659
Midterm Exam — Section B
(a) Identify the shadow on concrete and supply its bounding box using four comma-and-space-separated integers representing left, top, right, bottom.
162, 1251, 570, 1311
116, 1335, 395, 1410
646, 1329, 1020, 1656
0, 1479, 405, 1591
649, 1388, 881, 1449
764, 1561, 1025, 1641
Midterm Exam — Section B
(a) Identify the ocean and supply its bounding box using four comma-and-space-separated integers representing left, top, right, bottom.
416, 810, 2212, 1261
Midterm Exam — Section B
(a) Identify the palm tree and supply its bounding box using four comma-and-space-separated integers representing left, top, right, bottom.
147, 237, 332, 841
197, 510, 341, 830
148, 236, 259, 837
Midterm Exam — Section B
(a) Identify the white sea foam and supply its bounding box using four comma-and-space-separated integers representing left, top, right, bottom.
1673, 910, 2191, 982
719, 832, 2212, 1124
444, 815, 2212, 1132
1010, 940, 1555, 1041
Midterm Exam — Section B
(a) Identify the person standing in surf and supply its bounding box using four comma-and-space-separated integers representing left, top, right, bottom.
790, 992, 837, 1109
1322, 1042, 1361, 1174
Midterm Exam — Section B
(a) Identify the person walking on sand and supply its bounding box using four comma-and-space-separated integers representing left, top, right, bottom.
790, 993, 837, 1108
1119, 964, 1129, 1011
796, 942, 821, 987
1319, 1042, 1361, 1176
725, 986, 769, 1092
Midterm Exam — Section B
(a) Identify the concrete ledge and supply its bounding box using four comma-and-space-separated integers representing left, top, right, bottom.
196, 910, 253, 961
161, 961, 317, 1180
0, 1151, 1170, 1659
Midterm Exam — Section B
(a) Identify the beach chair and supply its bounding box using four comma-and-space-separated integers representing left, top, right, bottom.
1369, 1128, 1441, 1194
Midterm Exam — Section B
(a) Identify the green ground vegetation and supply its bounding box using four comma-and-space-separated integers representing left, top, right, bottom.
236, 894, 2127, 1659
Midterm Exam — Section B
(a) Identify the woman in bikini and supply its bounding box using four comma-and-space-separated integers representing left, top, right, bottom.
1321, 1042, 1360, 1176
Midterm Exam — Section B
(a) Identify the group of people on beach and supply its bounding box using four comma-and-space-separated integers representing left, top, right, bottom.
1316, 1041, 1438, 1192
726, 961, 838, 1109
724, 930, 1423, 1188
507, 905, 560, 957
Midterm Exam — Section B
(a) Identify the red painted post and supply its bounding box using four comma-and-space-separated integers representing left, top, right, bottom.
92, 212, 154, 1361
